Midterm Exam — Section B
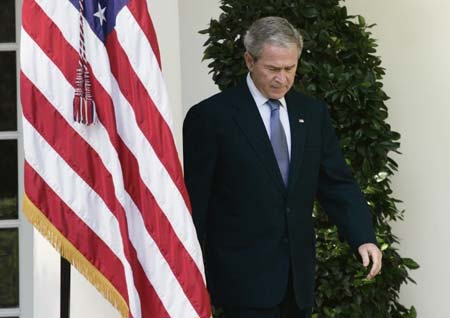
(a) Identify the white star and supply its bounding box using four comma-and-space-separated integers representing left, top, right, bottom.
93, 3, 107, 26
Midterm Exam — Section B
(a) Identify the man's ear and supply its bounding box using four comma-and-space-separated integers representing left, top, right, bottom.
244, 51, 255, 71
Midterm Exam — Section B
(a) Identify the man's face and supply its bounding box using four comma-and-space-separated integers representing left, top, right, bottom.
244, 43, 299, 100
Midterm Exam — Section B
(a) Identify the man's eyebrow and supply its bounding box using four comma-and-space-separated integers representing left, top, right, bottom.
265, 64, 297, 69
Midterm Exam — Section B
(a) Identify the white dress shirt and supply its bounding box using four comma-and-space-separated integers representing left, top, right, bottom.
246, 73, 292, 158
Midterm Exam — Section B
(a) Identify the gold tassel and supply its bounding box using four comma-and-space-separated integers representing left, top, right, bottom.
23, 194, 129, 318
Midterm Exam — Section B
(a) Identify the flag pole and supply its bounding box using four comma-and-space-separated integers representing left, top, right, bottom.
60, 256, 71, 318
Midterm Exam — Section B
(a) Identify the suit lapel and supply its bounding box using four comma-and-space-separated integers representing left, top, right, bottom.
230, 81, 286, 194
286, 91, 307, 191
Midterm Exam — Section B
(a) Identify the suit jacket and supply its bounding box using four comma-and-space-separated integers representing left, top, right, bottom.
183, 79, 376, 309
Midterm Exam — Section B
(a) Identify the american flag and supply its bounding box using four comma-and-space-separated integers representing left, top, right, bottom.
20, 0, 211, 317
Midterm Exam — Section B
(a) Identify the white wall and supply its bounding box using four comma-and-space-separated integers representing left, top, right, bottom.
179, 1, 450, 317
178, 0, 221, 114
33, 1, 183, 318
344, 1, 450, 317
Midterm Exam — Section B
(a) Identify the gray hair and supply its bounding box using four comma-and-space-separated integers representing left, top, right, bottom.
243, 16, 303, 60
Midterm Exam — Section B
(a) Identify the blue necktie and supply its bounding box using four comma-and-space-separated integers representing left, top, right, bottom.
267, 99, 289, 186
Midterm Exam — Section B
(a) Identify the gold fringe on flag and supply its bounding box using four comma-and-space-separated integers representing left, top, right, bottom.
23, 194, 129, 318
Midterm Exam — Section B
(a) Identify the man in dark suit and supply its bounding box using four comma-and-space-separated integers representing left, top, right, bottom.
183, 16, 382, 318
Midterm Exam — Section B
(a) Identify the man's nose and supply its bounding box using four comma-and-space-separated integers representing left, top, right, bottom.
274, 70, 288, 83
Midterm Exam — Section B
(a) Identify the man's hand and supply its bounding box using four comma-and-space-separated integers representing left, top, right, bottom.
358, 243, 382, 280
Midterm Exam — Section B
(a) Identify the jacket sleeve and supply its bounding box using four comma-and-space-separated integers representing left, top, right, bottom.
183, 104, 217, 245
316, 105, 377, 251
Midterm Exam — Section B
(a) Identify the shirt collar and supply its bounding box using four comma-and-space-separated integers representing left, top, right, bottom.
246, 73, 287, 109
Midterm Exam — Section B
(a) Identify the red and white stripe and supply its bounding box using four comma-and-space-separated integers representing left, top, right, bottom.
20, 0, 211, 317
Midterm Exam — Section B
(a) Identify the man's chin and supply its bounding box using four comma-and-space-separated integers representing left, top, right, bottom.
268, 91, 287, 99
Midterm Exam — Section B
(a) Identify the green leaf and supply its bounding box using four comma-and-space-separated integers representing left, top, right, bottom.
358, 15, 366, 26
303, 7, 319, 18
403, 258, 420, 270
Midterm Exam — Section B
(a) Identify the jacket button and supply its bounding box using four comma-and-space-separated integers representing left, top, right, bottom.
286, 207, 291, 214
282, 236, 289, 244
